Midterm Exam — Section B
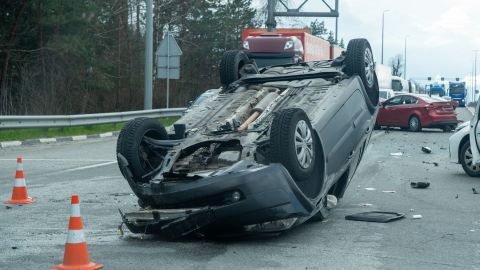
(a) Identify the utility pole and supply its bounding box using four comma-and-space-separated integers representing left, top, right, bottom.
144, 0, 153, 110
473, 50, 478, 101
381, 10, 389, 64
404, 40, 406, 79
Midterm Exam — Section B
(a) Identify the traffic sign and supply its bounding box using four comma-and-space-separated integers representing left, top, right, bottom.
156, 31, 182, 108
156, 31, 182, 79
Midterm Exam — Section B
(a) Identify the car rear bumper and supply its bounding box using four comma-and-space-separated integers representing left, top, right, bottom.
118, 160, 318, 238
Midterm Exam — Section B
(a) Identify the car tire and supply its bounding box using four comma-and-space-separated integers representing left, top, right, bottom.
270, 108, 316, 182
344, 38, 379, 106
442, 126, 452, 132
460, 141, 480, 177
219, 50, 249, 86
408, 115, 421, 132
116, 117, 168, 183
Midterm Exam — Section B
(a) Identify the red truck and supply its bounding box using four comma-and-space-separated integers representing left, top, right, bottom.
241, 28, 344, 67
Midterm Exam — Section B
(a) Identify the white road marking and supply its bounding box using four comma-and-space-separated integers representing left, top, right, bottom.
0, 141, 22, 148
99, 132, 113, 138
61, 161, 117, 173
0, 158, 116, 162
39, 138, 57, 143
72, 135, 87, 141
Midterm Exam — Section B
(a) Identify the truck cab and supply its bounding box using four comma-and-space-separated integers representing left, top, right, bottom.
242, 33, 304, 67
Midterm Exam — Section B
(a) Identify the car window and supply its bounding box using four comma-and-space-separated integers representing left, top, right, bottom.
385, 96, 403, 106
403, 96, 418, 105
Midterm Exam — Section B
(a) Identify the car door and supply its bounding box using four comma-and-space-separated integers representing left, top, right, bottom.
397, 96, 418, 126
379, 96, 403, 126
469, 101, 480, 164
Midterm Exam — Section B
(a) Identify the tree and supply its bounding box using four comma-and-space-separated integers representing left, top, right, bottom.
390, 54, 404, 77
327, 31, 336, 45
309, 19, 327, 37
339, 38, 345, 48
0, 0, 259, 115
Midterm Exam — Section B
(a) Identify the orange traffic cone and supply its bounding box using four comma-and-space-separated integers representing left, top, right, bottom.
52, 195, 103, 270
4, 157, 33, 204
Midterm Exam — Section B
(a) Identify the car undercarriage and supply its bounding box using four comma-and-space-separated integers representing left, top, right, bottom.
116, 38, 379, 238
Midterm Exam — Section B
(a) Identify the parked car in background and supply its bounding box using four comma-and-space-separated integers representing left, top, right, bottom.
376, 93, 458, 132
379, 88, 395, 103
449, 121, 479, 176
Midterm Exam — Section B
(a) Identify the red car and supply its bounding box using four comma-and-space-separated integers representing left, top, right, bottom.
376, 94, 458, 132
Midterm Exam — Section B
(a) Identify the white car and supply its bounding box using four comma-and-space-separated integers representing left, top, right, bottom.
379, 88, 395, 101
449, 103, 480, 176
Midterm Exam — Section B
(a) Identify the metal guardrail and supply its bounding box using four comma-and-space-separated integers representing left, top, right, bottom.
0, 108, 186, 129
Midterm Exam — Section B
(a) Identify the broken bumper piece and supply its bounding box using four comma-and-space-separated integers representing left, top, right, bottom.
120, 163, 317, 238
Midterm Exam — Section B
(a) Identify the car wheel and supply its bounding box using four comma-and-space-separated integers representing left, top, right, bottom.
460, 141, 480, 177
442, 126, 452, 132
219, 50, 249, 86
117, 117, 168, 183
408, 115, 421, 132
270, 108, 316, 182
344, 38, 379, 106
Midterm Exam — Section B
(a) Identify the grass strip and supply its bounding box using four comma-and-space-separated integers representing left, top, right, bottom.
0, 117, 177, 141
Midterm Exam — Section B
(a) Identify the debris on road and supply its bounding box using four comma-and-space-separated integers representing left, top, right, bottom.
390, 152, 403, 156
455, 194, 459, 199
411, 182, 430, 189
412, 214, 423, 219
473, 188, 479, 194
359, 203, 373, 207
382, 190, 396, 193
326, 195, 338, 209
345, 211, 405, 223
11, 246, 17, 250
410, 209, 415, 212
422, 161, 439, 166
364, 187, 376, 191
5, 206, 12, 210
421, 146, 432, 154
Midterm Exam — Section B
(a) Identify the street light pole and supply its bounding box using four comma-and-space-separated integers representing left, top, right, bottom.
473, 50, 478, 101
144, 0, 153, 110
404, 36, 408, 79
381, 10, 390, 64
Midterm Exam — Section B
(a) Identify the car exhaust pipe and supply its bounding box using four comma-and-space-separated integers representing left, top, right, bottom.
239, 92, 280, 130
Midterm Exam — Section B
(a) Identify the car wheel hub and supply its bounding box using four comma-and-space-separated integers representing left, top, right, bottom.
464, 146, 480, 172
410, 118, 418, 129
295, 120, 313, 169
364, 48, 375, 87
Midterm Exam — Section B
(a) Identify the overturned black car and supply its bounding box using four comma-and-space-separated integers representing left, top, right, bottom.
117, 39, 379, 238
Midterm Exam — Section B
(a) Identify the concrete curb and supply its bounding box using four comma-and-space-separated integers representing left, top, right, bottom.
0, 131, 120, 149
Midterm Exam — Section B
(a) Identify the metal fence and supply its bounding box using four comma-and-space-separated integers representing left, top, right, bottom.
0, 108, 186, 129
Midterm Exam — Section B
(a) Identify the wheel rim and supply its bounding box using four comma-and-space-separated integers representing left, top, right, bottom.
464, 145, 480, 172
409, 117, 418, 130
364, 48, 375, 87
295, 120, 313, 169
138, 129, 165, 172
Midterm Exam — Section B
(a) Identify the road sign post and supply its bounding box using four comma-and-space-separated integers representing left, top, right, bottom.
156, 32, 182, 108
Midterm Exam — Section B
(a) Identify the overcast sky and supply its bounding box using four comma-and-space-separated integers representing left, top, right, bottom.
264, 0, 480, 84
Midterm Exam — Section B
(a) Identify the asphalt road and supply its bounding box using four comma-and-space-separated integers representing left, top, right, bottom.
1, 107, 479, 270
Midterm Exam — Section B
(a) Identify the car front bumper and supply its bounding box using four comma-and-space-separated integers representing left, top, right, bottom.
118, 159, 319, 238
